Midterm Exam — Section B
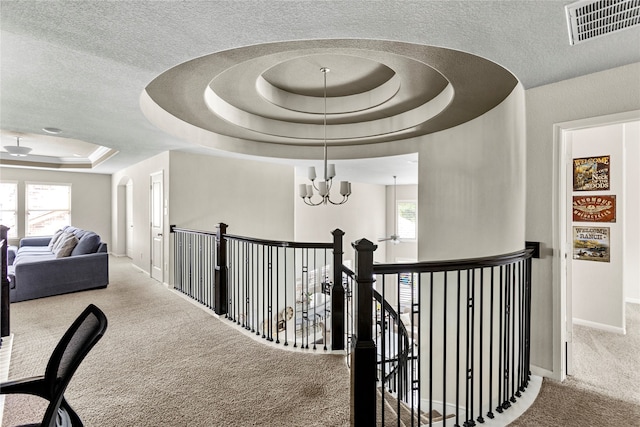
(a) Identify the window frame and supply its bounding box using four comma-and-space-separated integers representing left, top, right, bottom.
25, 182, 72, 236
396, 199, 417, 241
0, 181, 19, 238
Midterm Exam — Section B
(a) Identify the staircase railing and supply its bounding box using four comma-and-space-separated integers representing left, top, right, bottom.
171, 225, 219, 312
349, 238, 534, 426
171, 225, 535, 426
171, 224, 346, 350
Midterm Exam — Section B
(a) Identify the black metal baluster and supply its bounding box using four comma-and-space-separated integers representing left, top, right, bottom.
466, 269, 476, 427
510, 263, 516, 404
303, 248, 309, 349
312, 248, 317, 350
323, 248, 328, 351
503, 264, 512, 410
253, 243, 259, 334
516, 260, 523, 397
284, 247, 290, 346
455, 270, 461, 427
269, 246, 274, 341
525, 257, 532, 386
294, 248, 298, 348
477, 268, 485, 424
443, 271, 448, 424
275, 247, 280, 344
261, 244, 266, 337
416, 274, 422, 426
380, 275, 386, 425
496, 265, 504, 414
429, 272, 434, 427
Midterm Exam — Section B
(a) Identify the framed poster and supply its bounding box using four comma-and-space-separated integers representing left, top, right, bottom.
573, 226, 610, 262
572, 195, 616, 222
573, 155, 610, 191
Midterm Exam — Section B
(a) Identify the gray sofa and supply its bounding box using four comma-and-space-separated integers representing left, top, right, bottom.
8, 226, 109, 302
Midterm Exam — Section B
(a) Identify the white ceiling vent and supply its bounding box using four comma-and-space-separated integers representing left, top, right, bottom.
565, 0, 640, 45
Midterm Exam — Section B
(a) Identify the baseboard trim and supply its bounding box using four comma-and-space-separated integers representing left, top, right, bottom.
626, 298, 640, 305
130, 263, 150, 276
530, 365, 555, 380
477, 375, 542, 427
573, 318, 625, 334
109, 252, 129, 258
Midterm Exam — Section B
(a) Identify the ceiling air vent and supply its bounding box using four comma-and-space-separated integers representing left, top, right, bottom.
565, 0, 640, 45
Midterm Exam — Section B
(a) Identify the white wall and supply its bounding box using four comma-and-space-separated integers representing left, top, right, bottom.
624, 121, 640, 304
294, 177, 386, 265
526, 62, 640, 376
111, 152, 170, 273
418, 85, 526, 261
0, 167, 111, 247
569, 124, 625, 332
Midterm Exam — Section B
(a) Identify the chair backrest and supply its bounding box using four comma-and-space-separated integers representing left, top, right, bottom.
42, 304, 108, 423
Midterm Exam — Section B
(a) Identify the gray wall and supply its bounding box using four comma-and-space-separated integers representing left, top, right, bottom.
0, 167, 111, 247
526, 62, 640, 377
418, 85, 526, 261
170, 151, 295, 241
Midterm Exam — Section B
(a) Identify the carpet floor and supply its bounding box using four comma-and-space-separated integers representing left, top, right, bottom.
3, 256, 639, 426
509, 303, 640, 426
2, 256, 350, 426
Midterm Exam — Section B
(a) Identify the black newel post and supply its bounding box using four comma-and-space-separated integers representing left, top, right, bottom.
351, 238, 377, 426
1, 225, 10, 337
331, 229, 345, 351
214, 223, 228, 316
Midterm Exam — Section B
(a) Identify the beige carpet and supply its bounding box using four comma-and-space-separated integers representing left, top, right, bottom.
2, 256, 350, 426
509, 303, 640, 426
4, 255, 639, 426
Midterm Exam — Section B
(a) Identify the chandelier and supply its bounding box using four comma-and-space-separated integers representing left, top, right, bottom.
298, 67, 352, 206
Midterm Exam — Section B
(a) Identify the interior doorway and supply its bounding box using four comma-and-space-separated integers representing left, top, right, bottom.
126, 179, 133, 258
555, 111, 640, 380
150, 171, 164, 283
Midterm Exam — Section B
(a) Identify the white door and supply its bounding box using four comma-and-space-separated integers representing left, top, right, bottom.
150, 171, 164, 282
126, 180, 133, 258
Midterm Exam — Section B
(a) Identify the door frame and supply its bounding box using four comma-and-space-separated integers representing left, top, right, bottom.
150, 171, 164, 283
553, 109, 640, 381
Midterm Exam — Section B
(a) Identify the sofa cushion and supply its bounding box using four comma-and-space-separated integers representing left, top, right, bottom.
54, 233, 79, 258
16, 246, 52, 254
48, 229, 64, 250
14, 253, 57, 265
71, 232, 101, 256
8, 246, 17, 265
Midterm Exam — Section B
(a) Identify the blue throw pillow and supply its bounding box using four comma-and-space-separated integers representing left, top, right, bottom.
71, 232, 101, 256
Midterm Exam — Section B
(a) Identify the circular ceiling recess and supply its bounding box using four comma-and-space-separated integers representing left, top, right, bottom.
140, 39, 519, 160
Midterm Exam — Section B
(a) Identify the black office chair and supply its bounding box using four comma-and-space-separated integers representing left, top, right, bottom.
1, 304, 108, 427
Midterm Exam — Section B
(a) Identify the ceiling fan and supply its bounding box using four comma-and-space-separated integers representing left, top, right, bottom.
378, 175, 401, 245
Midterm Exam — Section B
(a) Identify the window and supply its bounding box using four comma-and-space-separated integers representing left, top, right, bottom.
397, 200, 417, 240
397, 258, 418, 313
26, 183, 71, 236
0, 182, 18, 238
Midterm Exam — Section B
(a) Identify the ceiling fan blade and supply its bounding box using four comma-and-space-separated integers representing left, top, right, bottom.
377, 237, 392, 242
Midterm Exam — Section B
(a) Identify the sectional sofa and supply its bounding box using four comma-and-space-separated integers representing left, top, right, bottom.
8, 226, 109, 302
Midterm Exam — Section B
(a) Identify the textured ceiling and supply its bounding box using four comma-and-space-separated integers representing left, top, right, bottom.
0, 1, 639, 184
